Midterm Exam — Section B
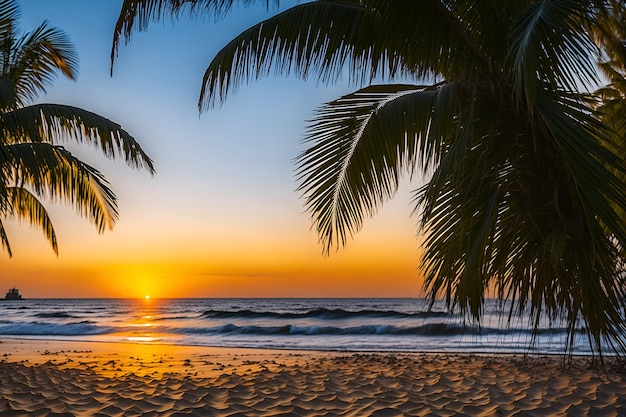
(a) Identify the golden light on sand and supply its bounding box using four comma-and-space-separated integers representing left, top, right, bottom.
1, 339, 625, 414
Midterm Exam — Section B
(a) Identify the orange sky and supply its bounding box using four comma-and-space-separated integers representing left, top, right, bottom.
1, 1, 428, 299
2, 186, 425, 298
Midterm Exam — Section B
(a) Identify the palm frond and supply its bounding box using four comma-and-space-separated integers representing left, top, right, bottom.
0, 218, 11, 257
588, 0, 625, 67
0, 76, 15, 110
509, 0, 599, 107
5, 186, 57, 254
1, 142, 118, 232
297, 82, 459, 253
199, 1, 368, 109
0, 0, 153, 256
1, 104, 155, 173
0, 0, 19, 39
7, 21, 78, 106
417, 85, 626, 354
111, 0, 279, 74
199, 0, 500, 109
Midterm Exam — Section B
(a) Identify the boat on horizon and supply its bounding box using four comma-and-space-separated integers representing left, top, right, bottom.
4, 287, 23, 300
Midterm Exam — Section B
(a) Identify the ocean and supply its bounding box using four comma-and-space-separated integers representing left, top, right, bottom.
0, 298, 611, 355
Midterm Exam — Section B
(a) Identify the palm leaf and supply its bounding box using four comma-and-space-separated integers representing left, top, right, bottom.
111, 0, 279, 73
5, 186, 57, 255
8, 21, 78, 106
0, 142, 118, 232
0, 0, 153, 256
417, 85, 626, 353
297, 82, 459, 253
0, 218, 11, 256
1, 104, 155, 172
199, 0, 499, 109
0, 0, 18, 39
509, 0, 599, 107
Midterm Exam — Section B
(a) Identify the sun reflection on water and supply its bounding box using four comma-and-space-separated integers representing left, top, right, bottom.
124, 298, 162, 344
126, 336, 161, 343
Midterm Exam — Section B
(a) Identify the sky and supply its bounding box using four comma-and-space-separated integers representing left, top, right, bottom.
2, 0, 425, 298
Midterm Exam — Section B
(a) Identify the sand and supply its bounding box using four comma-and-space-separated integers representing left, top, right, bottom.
0, 339, 624, 416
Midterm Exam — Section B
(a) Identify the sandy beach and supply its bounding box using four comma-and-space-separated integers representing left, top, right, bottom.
0, 339, 624, 416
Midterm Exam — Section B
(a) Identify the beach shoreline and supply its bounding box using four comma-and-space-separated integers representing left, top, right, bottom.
1, 338, 624, 416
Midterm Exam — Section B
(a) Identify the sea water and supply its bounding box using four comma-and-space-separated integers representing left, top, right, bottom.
0, 298, 614, 355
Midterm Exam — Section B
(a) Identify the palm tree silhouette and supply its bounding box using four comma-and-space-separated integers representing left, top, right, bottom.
0, 0, 154, 256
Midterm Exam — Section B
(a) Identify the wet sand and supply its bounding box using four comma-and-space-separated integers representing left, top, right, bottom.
0, 338, 624, 416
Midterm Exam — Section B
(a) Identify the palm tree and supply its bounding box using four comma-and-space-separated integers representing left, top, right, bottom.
0, 0, 154, 256
112, 0, 626, 358
591, 1, 626, 180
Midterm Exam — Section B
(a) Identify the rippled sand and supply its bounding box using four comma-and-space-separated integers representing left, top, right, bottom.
0, 339, 624, 416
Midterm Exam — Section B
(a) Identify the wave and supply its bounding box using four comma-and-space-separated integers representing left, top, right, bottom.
0, 321, 109, 336
201, 308, 451, 320
153, 315, 198, 321
33, 312, 78, 319
172, 322, 568, 337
